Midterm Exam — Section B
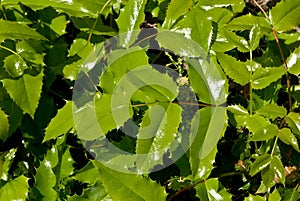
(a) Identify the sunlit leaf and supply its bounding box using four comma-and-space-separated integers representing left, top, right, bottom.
0, 108, 9, 141
0, 175, 29, 201
287, 46, 300, 76
226, 14, 270, 32
222, 28, 249, 52
249, 124, 277, 141
278, 128, 300, 152
50, 15, 68, 36
3, 54, 28, 78
285, 112, 300, 137
162, 0, 192, 29
249, 25, 261, 51
249, 154, 271, 176
2, 71, 43, 118
216, 53, 249, 85
252, 67, 285, 89
43, 101, 74, 142
270, 0, 300, 32
256, 104, 287, 119
93, 161, 166, 201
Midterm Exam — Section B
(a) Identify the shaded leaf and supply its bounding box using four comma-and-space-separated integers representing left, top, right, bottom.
2, 71, 43, 118
162, 0, 192, 29
0, 175, 29, 201
216, 53, 249, 85
278, 128, 300, 152
43, 101, 74, 142
270, 0, 300, 32
93, 161, 166, 201
252, 67, 285, 89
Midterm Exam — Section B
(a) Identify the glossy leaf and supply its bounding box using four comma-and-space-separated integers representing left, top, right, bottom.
270, 156, 285, 184
249, 154, 271, 176
0, 108, 9, 140
270, 0, 300, 32
285, 112, 300, 137
287, 46, 300, 75
3, 54, 28, 78
245, 195, 265, 201
116, 0, 147, 47
216, 53, 249, 85
278, 128, 300, 152
252, 67, 285, 89
245, 114, 269, 134
190, 106, 227, 176
222, 28, 249, 52
50, 15, 67, 36
197, 0, 245, 13
249, 25, 261, 51
256, 104, 287, 119
249, 124, 277, 141
0, 175, 29, 201
2, 71, 43, 118
188, 56, 228, 105
162, 0, 192, 29
43, 101, 74, 142
0, 20, 46, 42
93, 161, 166, 201
136, 104, 182, 171
269, 189, 281, 200
196, 178, 230, 201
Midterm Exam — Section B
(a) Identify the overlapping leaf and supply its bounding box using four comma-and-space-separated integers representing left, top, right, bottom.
0, 108, 9, 140
0, 175, 29, 201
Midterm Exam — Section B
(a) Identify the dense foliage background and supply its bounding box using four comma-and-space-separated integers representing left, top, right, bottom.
0, 0, 300, 200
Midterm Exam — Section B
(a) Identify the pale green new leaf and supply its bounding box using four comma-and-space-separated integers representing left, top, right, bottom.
285, 112, 300, 136
256, 104, 287, 119
249, 154, 271, 176
0, 108, 9, 141
216, 53, 249, 85
249, 124, 277, 141
0, 175, 29, 201
245, 195, 266, 201
278, 128, 300, 152
196, 178, 231, 201
43, 101, 74, 142
2, 71, 43, 118
269, 189, 281, 201
190, 107, 227, 177
270, 0, 300, 32
252, 67, 286, 89
50, 15, 68, 36
136, 104, 181, 171
116, 0, 147, 47
93, 161, 166, 201
162, 0, 192, 29
287, 46, 300, 75
0, 20, 46, 42
192, 147, 217, 180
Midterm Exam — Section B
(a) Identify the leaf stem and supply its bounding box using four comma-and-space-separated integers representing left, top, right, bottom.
0, 5, 7, 20
0, 45, 19, 57
249, 50, 253, 116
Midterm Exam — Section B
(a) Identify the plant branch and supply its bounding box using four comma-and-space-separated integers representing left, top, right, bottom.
0, 45, 19, 56
167, 180, 205, 201
253, 0, 292, 111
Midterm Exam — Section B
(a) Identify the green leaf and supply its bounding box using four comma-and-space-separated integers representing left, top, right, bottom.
249, 124, 278, 141
222, 28, 249, 52
188, 56, 228, 105
249, 25, 261, 51
162, 0, 192, 29
75, 162, 99, 184
287, 46, 300, 76
0, 20, 46, 42
245, 195, 266, 201
285, 112, 300, 137
249, 154, 271, 176
0, 175, 29, 201
190, 107, 227, 177
197, 0, 245, 13
252, 67, 285, 89
156, 30, 205, 57
50, 15, 68, 36
43, 101, 74, 142
269, 189, 281, 201
281, 189, 300, 201
3, 54, 28, 78
2, 71, 43, 118
226, 14, 270, 32
216, 53, 249, 85
245, 114, 269, 134
116, 0, 147, 47
278, 128, 300, 152
176, 7, 213, 53
256, 104, 287, 119
196, 178, 229, 201
0, 108, 9, 141
136, 104, 182, 171
34, 155, 57, 200
60, 147, 75, 180
270, 0, 300, 32
228, 104, 249, 115
93, 161, 166, 201
270, 156, 285, 184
